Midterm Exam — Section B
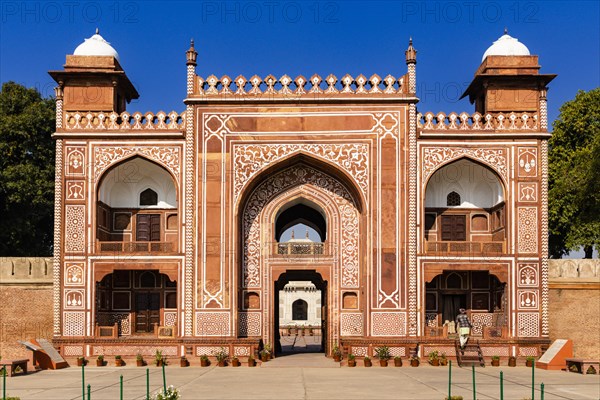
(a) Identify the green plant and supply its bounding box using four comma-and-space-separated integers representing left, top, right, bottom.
428, 350, 439, 362
332, 344, 342, 357
394, 356, 402, 361
155, 350, 167, 366
151, 385, 180, 400
97, 355, 104, 361
444, 396, 464, 400
364, 356, 370, 362
441, 353, 447, 360
200, 355, 209, 362
526, 356, 535, 361
374, 345, 391, 360
348, 354, 355, 361
137, 353, 144, 361
215, 347, 229, 362
492, 355, 500, 361
115, 355, 122, 360
77, 356, 85, 360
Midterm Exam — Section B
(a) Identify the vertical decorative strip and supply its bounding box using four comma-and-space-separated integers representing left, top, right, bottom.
408, 103, 418, 336
53, 139, 63, 334
540, 140, 549, 336
539, 90, 548, 131
54, 86, 63, 129
185, 106, 194, 336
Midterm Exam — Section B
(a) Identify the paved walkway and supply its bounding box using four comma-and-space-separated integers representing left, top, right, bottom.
2, 354, 599, 399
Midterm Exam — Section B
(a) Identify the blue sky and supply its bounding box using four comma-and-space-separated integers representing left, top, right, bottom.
1, 1, 598, 125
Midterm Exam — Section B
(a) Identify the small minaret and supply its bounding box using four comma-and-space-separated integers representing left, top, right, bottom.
49, 30, 139, 116
186, 39, 198, 95
405, 38, 417, 94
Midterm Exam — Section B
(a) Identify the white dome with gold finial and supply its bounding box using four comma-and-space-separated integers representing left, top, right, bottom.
482, 30, 530, 62
73, 29, 120, 61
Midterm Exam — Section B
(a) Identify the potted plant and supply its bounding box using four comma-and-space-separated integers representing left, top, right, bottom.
508, 356, 517, 367
155, 350, 166, 367
409, 356, 420, 367
216, 347, 228, 367
394, 356, 403, 367
136, 353, 144, 367
200, 355, 210, 367
363, 356, 372, 367
180, 356, 188, 367
348, 354, 356, 367
264, 344, 273, 359
76, 356, 87, 367
375, 346, 391, 367
332, 344, 342, 362
231, 356, 241, 367
491, 355, 500, 367
96, 355, 104, 367
115, 355, 124, 367
440, 353, 448, 366
428, 350, 440, 366
260, 348, 270, 362
444, 396, 464, 400
247, 355, 256, 367
526, 356, 535, 367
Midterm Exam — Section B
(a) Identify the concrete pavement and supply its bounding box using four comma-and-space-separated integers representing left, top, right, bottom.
2, 354, 599, 399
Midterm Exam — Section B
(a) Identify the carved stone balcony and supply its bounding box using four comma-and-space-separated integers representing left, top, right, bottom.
418, 111, 541, 132
275, 242, 326, 255
425, 241, 505, 256
96, 241, 176, 254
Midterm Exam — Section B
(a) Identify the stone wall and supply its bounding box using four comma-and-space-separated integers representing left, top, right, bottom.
0, 258, 53, 360
548, 259, 600, 359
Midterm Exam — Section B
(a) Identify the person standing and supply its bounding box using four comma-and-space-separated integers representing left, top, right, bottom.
455, 308, 472, 349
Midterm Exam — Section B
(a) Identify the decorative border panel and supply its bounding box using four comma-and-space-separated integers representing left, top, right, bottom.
517, 290, 539, 310
238, 312, 262, 336
340, 313, 363, 336
63, 311, 85, 336
195, 312, 230, 336
517, 312, 540, 337
480, 347, 510, 356
65, 262, 85, 286
518, 182, 537, 202
517, 207, 538, 253
65, 205, 86, 253
234, 346, 251, 357
518, 263, 539, 286
92, 346, 178, 356
63, 345, 84, 356
195, 346, 227, 357
64, 289, 85, 309
422, 147, 508, 185
518, 347, 539, 357
351, 346, 367, 357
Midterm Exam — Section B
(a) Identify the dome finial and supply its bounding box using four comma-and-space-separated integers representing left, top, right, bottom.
96, 27, 99, 35
504, 27, 508, 35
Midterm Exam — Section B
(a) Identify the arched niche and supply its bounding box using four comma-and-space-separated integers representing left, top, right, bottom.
275, 199, 327, 242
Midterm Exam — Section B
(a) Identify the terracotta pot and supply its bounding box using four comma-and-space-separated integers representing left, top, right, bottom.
440, 359, 448, 366
96, 359, 104, 367
77, 358, 84, 367
394, 358, 402, 367
508, 357, 517, 367
200, 359, 209, 367
261, 354, 269, 362
248, 359, 256, 367
137, 360, 144, 367
364, 359, 372, 367
180, 359, 188, 367
430, 359, 440, 366
115, 359, 124, 367
218, 360, 226, 367
232, 359, 241, 367
380, 360, 388, 367
491, 359, 500, 367
410, 359, 419, 367
526, 360, 534, 367
156, 360, 164, 367
333, 355, 341, 362
348, 360, 356, 367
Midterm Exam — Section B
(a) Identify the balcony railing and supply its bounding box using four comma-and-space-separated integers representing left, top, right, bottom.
425, 241, 505, 256
276, 242, 325, 255
96, 241, 175, 254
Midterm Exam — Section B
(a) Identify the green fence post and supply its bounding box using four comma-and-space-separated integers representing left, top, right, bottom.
146, 368, 150, 400
500, 371, 503, 400
532, 360, 535, 400
472, 364, 476, 400
82, 363, 85, 400
162, 363, 167, 394
540, 382, 544, 400
448, 360, 452, 400
87, 384, 90, 400
120, 375, 123, 400
3, 365, 7, 400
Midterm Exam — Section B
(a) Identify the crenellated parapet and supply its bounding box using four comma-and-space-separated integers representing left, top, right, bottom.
418, 111, 542, 132
59, 110, 186, 131
190, 73, 411, 99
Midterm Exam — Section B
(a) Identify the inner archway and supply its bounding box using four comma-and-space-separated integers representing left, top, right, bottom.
275, 270, 326, 356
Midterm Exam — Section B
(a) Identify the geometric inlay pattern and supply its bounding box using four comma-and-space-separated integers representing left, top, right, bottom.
351, 346, 368, 356
92, 346, 178, 356
517, 207, 538, 253
471, 313, 494, 336
480, 347, 510, 356
340, 313, 363, 336
389, 347, 406, 357
243, 164, 360, 287
371, 312, 406, 336
96, 312, 131, 336
195, 312, 230, 336
65, 205, 85, 252
63, 311, 85, 336
518, 347, 539, 357
423, 346, 456, 357
63, 345, 85, 356
93, 145, 181, 181
234, 347, 251, 357
233, 143, 369, 205
164, 311, 177, 327
517, 312, 540, 337
196, 346, 227, 357
425, 313, 438, 328
422, 147, 508, 185
238, 312, 261, 337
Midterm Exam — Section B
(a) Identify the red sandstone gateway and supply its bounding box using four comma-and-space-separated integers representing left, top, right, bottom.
47, 30, 555, 366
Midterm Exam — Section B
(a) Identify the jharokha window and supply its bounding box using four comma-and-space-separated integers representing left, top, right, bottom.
446, 191, 461, 206
140, 188, 158, 206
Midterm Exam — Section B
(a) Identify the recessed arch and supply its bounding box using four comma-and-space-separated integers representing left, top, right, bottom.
275, 199, 327, 242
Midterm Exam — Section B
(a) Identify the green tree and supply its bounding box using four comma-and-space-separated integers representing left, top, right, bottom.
548, 88, 600, 258
0, 82, 55, 256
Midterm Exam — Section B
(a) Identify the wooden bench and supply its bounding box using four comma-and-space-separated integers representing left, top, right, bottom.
565, 358, 600, 374
0, 359, 28, 376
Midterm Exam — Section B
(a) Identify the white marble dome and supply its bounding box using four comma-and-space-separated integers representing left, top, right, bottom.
73, 29, 120, 61
482, 33, 530, 61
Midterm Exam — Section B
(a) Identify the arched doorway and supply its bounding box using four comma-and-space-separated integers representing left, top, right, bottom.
274, 270, 327, 355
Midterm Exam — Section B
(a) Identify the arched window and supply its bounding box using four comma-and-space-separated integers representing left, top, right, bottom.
447, 191, 461, 206
292, 299, 308, 320
140, 188, 158, 206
